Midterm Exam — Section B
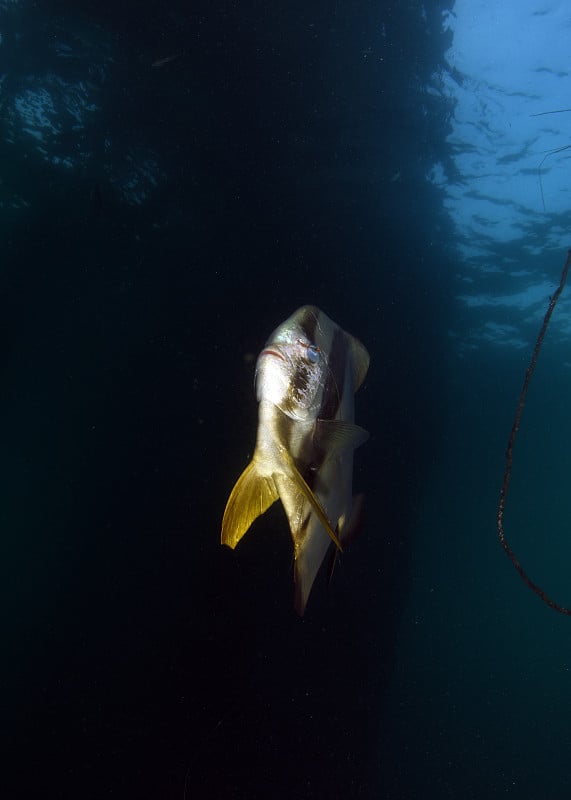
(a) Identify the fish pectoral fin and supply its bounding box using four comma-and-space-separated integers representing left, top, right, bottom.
314, 419, 369, 458
278, 447, 343, 552
221, 459, 279, 549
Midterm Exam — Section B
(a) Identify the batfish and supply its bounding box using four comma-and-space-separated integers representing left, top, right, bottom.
221, 305, 370, 615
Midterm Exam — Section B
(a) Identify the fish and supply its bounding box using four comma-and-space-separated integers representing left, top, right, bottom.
151, 54, 180, 68
221, 305, 370, 615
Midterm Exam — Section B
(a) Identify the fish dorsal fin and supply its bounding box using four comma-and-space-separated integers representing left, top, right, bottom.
221, 458, 279, 549
314, 419, 369, 458
279, 447, 343, 552
348, 335, 370, 391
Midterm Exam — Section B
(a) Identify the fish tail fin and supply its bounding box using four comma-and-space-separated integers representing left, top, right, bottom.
221, 459, 279, 549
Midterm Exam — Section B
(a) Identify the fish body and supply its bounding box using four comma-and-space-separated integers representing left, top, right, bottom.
221, 305, 369, 615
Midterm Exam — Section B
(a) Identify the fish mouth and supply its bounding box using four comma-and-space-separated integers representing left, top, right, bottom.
259, 347, 285, 362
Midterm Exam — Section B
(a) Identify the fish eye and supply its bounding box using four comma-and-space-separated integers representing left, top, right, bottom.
296, 337, 321, 364
305, 343, 321, 364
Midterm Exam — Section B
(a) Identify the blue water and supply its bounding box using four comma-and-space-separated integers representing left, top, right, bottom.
4, 1, 571, 798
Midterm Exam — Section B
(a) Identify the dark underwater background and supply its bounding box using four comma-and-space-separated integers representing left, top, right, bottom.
4, 1, 571, 798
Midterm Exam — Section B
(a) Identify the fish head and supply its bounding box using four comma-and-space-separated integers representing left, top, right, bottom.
255, 306, 328, 421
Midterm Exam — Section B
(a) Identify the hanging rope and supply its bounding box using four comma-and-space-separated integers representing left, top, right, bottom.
497, 249, 571, 614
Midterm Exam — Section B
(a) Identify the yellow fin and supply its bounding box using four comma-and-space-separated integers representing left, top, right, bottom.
279, 447, 343, 553
221, 459, 279, 549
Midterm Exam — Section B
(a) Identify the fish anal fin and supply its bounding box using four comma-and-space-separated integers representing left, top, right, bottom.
221, 458, 279, 549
